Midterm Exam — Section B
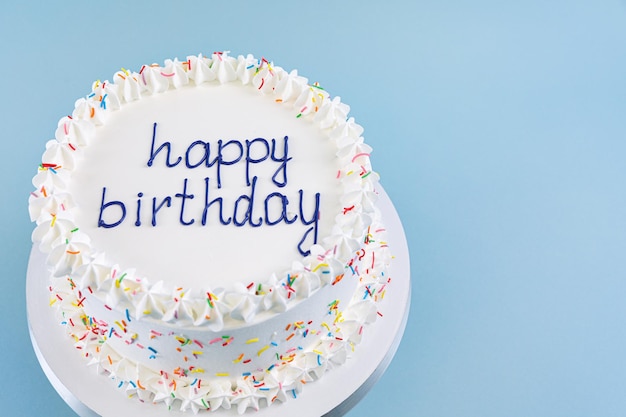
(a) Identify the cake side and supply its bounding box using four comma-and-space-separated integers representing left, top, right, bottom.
47, 220, 390, 413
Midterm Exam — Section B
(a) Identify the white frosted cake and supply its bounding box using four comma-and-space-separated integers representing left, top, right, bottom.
29, 52, 392, 414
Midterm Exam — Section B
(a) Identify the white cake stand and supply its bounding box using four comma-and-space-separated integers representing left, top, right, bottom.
26, 187, 411, 417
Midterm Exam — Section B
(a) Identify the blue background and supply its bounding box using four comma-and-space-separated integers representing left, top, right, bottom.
2, 1, 626, 416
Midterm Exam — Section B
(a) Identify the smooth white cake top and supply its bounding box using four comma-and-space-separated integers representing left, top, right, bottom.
71, 83, 341, 290
30, 52, 380, 330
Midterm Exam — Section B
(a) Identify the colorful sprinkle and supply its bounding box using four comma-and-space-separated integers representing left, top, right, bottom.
351, 152, 371, 163
257, 345, 270, 356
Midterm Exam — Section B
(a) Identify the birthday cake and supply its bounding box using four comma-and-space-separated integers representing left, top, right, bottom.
29, 52, 392, 414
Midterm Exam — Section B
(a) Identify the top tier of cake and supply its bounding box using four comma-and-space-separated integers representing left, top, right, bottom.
29, 52, 381, 331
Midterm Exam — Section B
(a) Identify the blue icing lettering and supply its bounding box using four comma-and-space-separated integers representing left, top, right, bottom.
97, 123, 322, 255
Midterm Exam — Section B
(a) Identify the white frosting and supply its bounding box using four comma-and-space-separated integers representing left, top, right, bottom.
30, 52, 392, 414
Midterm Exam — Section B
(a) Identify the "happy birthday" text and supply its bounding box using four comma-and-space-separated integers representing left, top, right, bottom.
96, 123, 321, 256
